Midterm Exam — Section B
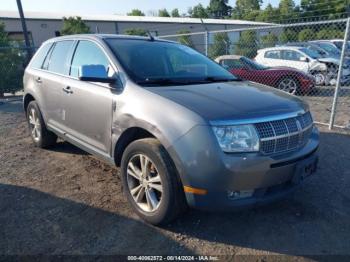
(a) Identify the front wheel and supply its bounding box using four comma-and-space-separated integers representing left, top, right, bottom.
121, 138, 186, 225
277, 77, 299, 95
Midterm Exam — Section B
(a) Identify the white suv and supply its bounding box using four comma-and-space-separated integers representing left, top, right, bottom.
255, 46, 350, 85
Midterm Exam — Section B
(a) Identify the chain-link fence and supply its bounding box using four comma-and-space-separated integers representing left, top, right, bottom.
159, 18, 350, 130
0, 46, 34, 98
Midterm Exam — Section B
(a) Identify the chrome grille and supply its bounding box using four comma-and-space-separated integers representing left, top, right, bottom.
255, 112, 313, 155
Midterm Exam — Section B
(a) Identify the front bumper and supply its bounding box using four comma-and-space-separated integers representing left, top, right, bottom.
167, 125, 319, 211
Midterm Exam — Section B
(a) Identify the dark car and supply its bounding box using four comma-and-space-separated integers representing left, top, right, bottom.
215, 55, 315, 95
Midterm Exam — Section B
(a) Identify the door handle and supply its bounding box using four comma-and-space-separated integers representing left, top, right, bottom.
62, 86, 73, 94
35, 77, 42, 83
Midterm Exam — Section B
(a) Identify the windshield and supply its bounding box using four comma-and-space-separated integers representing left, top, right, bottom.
333, 41, 350, 50
105, 38, 236, 86
299, 48, 322, 59
241, 57, 268, 70
317, 42, 341, 55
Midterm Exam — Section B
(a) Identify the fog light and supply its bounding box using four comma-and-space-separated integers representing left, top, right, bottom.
227, 190, 254, 200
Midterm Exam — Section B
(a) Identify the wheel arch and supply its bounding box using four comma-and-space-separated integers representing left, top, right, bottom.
113, 127, 157, 167
23, 93, 36, 114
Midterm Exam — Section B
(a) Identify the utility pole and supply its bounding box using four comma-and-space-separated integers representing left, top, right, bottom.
16, 0, 32, 57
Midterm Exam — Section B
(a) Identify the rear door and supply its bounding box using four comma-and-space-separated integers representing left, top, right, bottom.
261, 50, 283, 67
62, 40, 115, 155
35, 40, 75, 131
281, 50, 309, 73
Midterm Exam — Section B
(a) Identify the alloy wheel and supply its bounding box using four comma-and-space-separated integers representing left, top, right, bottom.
126, 154, 163, 212
278, 78, 297, 94
28, 108, 41, 142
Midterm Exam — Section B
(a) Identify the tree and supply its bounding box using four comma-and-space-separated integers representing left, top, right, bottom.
300, 0, 347, 20
127, 9, 145, 16
235, 31, 258, 58
124, 28, 147, 36
208, 0, 231, 18
298, 28, 316, 41
316, 28, 344, 40
280, 29, 298, 43
256, 4, 278, 22
176, 30, 194, 48
232, 0, 262, 19
0, 23, 23, 97
171, 9, 180, 17
260, 33, 279, 48
188, 4, 209, 18
61, 16, 90, 35
158, 9, 170, 17
278, 0, 297, 22
208, 32, 231, 59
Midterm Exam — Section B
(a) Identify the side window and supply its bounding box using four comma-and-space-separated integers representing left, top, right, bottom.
221, 59, 245, 69
282, 50, 302, 61
264, 50, 280, 59
70, 41, 111, 78
30, 42, 53, 69
46, 41, 74, 75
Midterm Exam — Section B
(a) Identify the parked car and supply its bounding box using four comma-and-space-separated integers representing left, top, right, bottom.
284, 42, 350, 85
23, 35, 319, 225
255, 46, 350, 85
215, 55, 315, 95
328, 39, 350, 52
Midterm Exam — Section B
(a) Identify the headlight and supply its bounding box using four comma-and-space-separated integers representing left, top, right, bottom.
212, 125, 260, 153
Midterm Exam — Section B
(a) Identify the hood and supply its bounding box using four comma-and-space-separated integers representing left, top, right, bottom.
146, 81, 308, 122
318, 57, 340, 65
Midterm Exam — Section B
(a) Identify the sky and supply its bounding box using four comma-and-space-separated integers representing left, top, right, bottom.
1, 0, 301, 16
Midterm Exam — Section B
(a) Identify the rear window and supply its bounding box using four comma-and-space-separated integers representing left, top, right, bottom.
46, 40, 74, 75
30, 42, 53, 69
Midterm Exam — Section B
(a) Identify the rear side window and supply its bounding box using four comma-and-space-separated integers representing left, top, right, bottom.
47, 40, 74, 75
70, 40, 110, 78
264, 50, 280, 59
30, 42, 52, 69
281, 50, 302, 61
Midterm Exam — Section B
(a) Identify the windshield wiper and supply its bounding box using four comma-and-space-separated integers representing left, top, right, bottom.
200, 76, 241, 82
137, 76, 240, 86
137, 78, 191, 86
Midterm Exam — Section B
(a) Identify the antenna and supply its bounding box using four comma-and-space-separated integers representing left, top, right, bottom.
147, 31, 155, 41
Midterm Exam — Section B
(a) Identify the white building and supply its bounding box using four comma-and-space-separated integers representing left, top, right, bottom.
0, 10, 269, 52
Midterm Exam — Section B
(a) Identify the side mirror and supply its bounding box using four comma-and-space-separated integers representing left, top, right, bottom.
300, 57, 309, 62
79, 64, 116, 84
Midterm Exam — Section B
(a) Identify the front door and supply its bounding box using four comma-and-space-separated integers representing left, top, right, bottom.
62, 40, 116, 155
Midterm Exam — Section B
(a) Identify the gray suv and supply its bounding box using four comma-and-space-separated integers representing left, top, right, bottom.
23, 35, 319, 225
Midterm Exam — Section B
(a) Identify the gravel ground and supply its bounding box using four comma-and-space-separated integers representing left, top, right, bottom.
1, 98, 350, 259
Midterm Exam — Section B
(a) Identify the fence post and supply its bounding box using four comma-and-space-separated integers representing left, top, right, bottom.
205, 31, 209, 56
329, 17, 350, 130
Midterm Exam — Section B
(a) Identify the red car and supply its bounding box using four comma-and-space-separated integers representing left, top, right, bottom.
215, 55, 315, 95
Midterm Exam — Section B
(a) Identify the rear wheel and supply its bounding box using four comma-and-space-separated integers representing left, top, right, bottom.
277, 77, 299, 95
26, 101, 57, 148
121, 138, 186, 225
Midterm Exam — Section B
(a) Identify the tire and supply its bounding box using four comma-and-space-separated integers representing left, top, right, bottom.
26, 101, 57, 148
121, 138, 186, 225
277, 77, 299, 95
